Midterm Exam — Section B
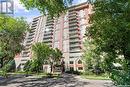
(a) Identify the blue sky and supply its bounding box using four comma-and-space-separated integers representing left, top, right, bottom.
14, 0, 87, 23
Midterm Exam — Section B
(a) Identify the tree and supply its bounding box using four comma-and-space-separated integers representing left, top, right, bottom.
51, 48, 63, 65
32, 42, 53, 73
32, 42, 51, 64
50, 48, 63, 73
83, 39, 104, 75
86, 0, 130, 85
0, 14, 28, 68
31, 42, 63, 73
20, 0, 73, 17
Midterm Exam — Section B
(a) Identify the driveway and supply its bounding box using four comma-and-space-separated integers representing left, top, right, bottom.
0, 74, 113, 87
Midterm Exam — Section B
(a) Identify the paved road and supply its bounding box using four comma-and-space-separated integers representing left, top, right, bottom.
0, 74, 113, 87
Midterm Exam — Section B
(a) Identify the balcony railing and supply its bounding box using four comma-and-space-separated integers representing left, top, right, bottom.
27, 36, 34, 39
69, 38, 80, 43
43, 40, 52, 43
69, 28, 79, 32
28, 33, 35, 36
44, 29, 53, 34
32, 24, 37, 27
69, 48, 81, 53
69, 19, 78, 24
69, 30, 79, 34
22, 55, 29, 57
69, 16, 78, 20
69, 36, 79, 39
46, 19, 54, 23
26, 39, 33, 43
70, 43, 80, 48
33, 18, 39, 22
43, 36, 52, 39
30, 29, 35, 33
69, 11, 77, 15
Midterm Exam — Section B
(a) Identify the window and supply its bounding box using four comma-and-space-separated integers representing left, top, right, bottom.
69, 61, 74, 64
70, 67, 74, 71
78, 60, 82, 64
78, 67, 83, 70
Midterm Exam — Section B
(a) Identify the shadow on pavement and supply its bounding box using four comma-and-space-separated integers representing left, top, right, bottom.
0, 74, 89, 87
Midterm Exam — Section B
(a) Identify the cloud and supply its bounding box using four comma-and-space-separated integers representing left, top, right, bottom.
13, 0, 29, 13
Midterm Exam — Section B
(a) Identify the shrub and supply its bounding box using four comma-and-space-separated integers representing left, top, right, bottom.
65, 70, 82, 75
110, 69, 130, 86
0, 60, 16, 78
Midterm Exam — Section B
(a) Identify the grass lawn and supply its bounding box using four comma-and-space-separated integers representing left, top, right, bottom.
81, 74, 110, 80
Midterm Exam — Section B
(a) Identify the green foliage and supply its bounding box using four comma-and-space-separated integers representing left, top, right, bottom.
26, 42, 63, 74
20, 0, 72, 17
0, 14, 28, 68
23, 60, 32, 72
86, 0, 130, 85
110, 69, 130, 85
0, 60, 15, 77
32, 42, 52, 64
83, 39, 104, 75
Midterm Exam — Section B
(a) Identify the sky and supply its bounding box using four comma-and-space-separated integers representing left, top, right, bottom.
13, 0, 87, 23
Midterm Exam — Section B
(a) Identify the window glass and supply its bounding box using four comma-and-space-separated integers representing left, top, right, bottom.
78, 67, 83, 70
78, 60, 82, 64
69, 61, 74, 64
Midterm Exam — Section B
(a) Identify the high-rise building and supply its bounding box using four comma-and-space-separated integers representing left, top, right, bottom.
15, 2, 92, 71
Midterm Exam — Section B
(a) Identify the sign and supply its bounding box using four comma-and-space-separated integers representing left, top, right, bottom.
0, 0, 14, 14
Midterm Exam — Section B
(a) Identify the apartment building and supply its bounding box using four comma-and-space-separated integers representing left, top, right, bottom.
15, 2, 92, 71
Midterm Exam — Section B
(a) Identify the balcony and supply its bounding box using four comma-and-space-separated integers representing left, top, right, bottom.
22, 50, 30, 54
46, 23, 54, 26
69, 30, 79, 34
44, 33, 53, 36
43, 40, 52, 43
69, 28, 79, 32
31, 27, 36, 30
43, 36, 52, 39
26, 42, 32, 46
46, 25, 54, 29
27, 36, 34, 39
44, 30, 53, 35
69, 48, 81, 53
69, 38, 80, 43
22, 55, 29, 58
69, 16, 78, 20
30, 29, 35, 33
24, 46, 30, 50
47, 17, 53, 20
69, 35, 79, 39
26, 39, 33, 43
33, 18, 39, 22
32, 22, 37, 25
70, 43, 80, 48
28, 33, 35, 36
69, 11, 77, 15
46, 19, 54, 23
31, 24, 37, 27
69, 19, 78, 23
